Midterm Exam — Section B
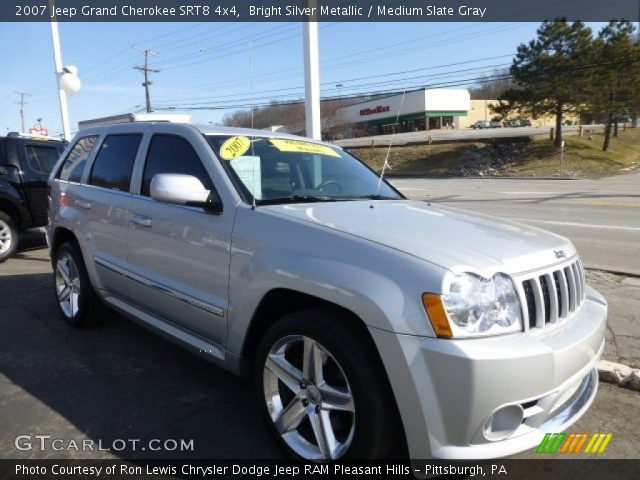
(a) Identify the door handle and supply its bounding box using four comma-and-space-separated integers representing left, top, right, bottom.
131, 214, 152, 228
75, 199, 92, 210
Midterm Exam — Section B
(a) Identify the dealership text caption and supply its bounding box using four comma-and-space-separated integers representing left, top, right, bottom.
17, 4, 488, 19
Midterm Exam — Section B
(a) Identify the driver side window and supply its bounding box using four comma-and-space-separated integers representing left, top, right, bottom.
141, 135, 213, 197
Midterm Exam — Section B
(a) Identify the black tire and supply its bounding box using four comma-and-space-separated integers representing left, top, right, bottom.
0, 211, 19, 263
52, 241, 107, 327
254, 307, 401, 460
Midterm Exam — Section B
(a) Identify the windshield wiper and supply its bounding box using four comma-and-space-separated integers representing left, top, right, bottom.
257, 195, 341, 205
353, 194, 399, 200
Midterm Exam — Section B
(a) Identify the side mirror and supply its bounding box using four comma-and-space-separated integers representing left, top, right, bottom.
150, 174, 222, 213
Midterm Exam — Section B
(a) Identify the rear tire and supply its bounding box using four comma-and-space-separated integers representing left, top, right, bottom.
255, 307, 400, 460
0, 211, 18, 263
53, 241, 107, 327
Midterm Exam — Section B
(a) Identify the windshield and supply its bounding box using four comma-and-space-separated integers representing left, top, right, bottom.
207, 135, 402, 204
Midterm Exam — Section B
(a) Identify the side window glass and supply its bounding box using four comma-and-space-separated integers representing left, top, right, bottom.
89, 134, 142, 191
141, 135, 212, 197
24, 145, 61, 175
57, 136, 98, 183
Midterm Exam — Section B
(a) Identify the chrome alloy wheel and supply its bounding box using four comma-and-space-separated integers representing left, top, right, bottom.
0, 219, 13, 255
263, 335, 356, 460
55, 253, 81, 318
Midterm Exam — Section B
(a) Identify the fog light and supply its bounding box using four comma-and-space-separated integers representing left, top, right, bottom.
483, 404, 524, 441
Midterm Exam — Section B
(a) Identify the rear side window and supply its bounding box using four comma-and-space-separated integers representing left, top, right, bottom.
58, 136, 98, 183
89, 134, 142, 191
141, 135, 212, 197
24, 144, 61, 174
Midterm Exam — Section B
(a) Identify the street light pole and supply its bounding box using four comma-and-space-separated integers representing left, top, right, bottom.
303, 0, 321, 140
49, 17, 72, 141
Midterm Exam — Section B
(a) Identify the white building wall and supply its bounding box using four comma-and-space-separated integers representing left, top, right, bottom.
336, 89, 470, 126
337, 90, 427, 125
424, 89, 470, 112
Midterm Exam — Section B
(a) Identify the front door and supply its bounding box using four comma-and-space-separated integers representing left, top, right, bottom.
126, 133, 232, 346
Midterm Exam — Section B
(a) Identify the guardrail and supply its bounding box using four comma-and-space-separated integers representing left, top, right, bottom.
334, 124, 606, 149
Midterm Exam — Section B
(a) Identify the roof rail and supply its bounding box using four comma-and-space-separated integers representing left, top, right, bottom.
6, 131, 63, 141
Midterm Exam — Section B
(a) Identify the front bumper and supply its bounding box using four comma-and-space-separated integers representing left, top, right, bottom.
370, 285, 607, 459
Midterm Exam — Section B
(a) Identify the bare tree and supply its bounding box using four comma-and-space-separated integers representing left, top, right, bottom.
469, 68, 514, 99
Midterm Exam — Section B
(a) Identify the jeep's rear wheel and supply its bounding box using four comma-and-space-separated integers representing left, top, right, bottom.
53, 242, 106, 326
255, 308, 399, 460
0, 212, 18, 262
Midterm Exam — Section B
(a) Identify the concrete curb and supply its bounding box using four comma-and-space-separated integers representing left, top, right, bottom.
587, 267, 640, 279
597, 360, 640, 391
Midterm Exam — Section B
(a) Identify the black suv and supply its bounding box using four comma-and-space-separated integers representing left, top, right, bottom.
0, 132, 66, 261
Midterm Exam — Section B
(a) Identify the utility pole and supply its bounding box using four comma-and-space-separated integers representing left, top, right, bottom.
134, 47, 160, 113
335, 83, 344, 125
14, 91, 31, 133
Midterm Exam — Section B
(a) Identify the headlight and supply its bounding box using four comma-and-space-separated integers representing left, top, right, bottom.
423, 273, 523, 338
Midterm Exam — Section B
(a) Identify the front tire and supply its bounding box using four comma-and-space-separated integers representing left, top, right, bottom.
255, 307, 400, 460
0, 212, 18, 262
53, 242, 106, 326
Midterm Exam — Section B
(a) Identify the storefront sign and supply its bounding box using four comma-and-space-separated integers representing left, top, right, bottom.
359, 105, 390, 116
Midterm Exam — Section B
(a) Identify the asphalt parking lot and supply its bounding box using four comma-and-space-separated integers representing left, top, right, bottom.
0, 240, 280, 460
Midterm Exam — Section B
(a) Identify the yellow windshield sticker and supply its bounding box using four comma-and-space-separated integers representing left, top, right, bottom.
220, 136, 251, 160
269, 138, 340, 157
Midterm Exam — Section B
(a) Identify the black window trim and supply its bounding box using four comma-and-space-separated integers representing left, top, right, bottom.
54, 134, 99, 184
87, 132, 143, 193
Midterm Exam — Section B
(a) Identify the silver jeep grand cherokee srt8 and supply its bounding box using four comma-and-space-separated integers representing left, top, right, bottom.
47, 121, 607, 461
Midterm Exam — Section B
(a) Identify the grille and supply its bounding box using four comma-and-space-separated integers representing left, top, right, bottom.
521, 259, 585, 329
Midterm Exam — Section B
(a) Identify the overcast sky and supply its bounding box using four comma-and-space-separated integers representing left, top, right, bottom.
0, 21, 609, 136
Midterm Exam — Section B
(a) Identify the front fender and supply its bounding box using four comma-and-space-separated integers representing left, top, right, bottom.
226, 207, 448, 354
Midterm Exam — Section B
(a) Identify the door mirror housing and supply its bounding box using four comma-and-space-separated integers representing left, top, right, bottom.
150, 174, 222, 213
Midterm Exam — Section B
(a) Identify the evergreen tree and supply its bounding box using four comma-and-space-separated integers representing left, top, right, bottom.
493, 20, 594, 147
589, 21, 640, 151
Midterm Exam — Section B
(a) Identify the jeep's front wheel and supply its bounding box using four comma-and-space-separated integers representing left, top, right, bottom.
0, 212, 18, 262
255, 308, 399, 460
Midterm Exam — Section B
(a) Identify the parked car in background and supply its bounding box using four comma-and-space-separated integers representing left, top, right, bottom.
47, 121, 607, 461
472, 120, 491, 129
504, 120, 521, 128
489, 120, 503, 128
519, 119, 532, 127
0, 132, 66, 261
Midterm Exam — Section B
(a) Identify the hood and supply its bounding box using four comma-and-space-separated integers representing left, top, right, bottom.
263, 200, 576, 275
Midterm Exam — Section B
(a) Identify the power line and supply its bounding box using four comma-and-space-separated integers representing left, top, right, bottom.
151, 54, 640, 112
154, 24, 299, 67
152, 24, 519, 98
133, 48, 160, 113
153, 60, 512, 106
79, 23, 211, 79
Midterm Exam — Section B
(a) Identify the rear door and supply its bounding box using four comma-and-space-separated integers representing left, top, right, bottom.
80, 130, 143, 298
19, 140, 65, 226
